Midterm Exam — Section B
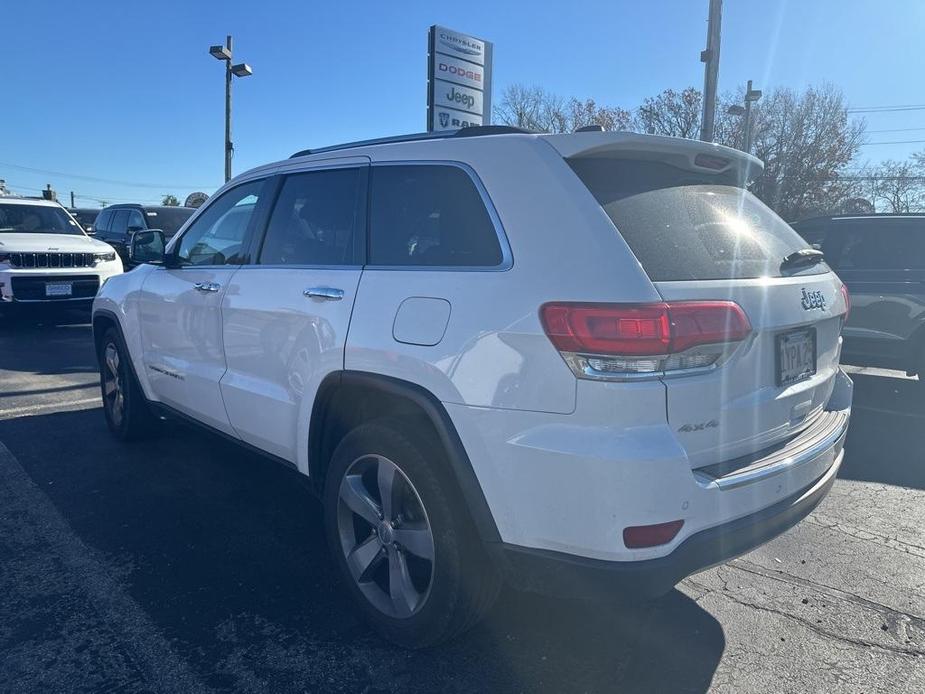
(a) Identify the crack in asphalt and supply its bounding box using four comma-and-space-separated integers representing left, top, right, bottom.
731, 558, 925, 626
806, 513, 925, 558
686, 561, 925, 659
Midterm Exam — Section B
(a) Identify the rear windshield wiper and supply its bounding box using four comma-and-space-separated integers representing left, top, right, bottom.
781, 248, 825, 271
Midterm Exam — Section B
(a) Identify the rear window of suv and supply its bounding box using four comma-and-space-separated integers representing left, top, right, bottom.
143, 207, 195, 238
568, 158, 822, 281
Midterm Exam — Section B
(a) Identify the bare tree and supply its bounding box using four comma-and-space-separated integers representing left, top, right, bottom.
494, 85, 563, 132
634, 88, 702, 138
865, 159, 925, 212
494, 85, 629, 133
566, 98, 632, 132
746, 84, 865, 220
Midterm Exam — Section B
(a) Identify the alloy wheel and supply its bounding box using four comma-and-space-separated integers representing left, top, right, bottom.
336, 454, 435, 619
102, 343, 124, 428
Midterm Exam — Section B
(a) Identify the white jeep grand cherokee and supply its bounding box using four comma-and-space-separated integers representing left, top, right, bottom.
1, 197, 122, 309
92, 127, 852, 647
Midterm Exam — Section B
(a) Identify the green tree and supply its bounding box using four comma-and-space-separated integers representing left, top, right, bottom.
161, 194, 180, 206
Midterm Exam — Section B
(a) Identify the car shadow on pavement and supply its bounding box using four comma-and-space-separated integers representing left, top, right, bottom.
0, 312, 96, 375
839, 373, 925, 490
0, 407, 724, 694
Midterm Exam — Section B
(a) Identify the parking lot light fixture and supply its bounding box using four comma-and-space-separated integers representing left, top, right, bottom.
209, 35, 253, 183
231, 63, 253, 78
209, 45, 232, 61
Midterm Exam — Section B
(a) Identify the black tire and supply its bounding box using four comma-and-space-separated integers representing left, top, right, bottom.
98, 327, 157, 440
323, 419, 501, 648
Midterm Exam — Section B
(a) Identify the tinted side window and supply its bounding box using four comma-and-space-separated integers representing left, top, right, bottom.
109, 209, 130, 239
259, 168, 364, 266
127, 209, 146, 231
369, 165, 503, 267
94, 209, 113, 233
176, 180, 264, 266
836, 222, 925, 270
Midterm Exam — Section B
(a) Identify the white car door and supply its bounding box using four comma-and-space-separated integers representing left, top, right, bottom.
139, 178, 270, 434
220, 160, 368, 466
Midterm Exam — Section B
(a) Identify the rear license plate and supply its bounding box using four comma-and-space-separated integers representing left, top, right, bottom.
45, 282, 73, 297
777, 328, 816, 386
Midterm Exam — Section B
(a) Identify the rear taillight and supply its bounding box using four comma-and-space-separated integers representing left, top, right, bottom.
839, 284, 850, 320
540, 301, 751, 380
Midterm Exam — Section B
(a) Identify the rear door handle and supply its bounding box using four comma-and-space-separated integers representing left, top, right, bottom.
304, 287, 344, 301
194, 281, 221, 293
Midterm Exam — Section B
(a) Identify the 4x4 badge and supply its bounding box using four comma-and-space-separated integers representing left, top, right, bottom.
801, 288, 826, 311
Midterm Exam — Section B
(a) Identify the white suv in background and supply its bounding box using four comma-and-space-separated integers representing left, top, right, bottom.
0, 197, 122, 310
92, 127, 852, 647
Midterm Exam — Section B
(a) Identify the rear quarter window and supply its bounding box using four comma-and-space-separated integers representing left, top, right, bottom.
568, 158, 822, 281
369, 164, 504, 267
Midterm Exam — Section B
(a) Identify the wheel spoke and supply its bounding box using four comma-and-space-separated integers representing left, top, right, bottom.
109, 389, 123, 426
346, 535, 384, 583
103, 379, 117, 397
339, 474, 381, 525
388, 548, 419, 617
105, 345, 119, 378
377, 460, 397, 522
393, 526, 434, 561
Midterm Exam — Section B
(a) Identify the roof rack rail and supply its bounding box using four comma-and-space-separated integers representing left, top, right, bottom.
289, 125, 535, 158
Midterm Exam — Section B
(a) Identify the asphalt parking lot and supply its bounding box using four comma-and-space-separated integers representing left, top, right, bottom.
0, 310, 923, 694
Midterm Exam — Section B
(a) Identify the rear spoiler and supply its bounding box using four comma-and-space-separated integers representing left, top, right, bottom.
541, 131, 764, 183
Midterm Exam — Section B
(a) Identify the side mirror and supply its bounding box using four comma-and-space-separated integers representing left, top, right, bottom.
129, 229, 166, 264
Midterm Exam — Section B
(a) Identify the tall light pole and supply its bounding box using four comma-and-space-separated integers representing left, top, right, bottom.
209, 36, 253, 183
699, 0, 723, 142
727, 80, 762, 154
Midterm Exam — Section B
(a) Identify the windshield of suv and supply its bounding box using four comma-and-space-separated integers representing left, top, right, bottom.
569, 158, 823, 281
144, 207, 195, 237
0, 203, 85, 236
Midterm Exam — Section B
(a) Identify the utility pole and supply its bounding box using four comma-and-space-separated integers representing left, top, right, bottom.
699, 0, 723, 142
70, 191, 75, 208
209, 35, 253, 183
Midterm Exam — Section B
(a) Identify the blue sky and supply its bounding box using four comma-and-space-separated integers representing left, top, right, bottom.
2, 0, 924, 206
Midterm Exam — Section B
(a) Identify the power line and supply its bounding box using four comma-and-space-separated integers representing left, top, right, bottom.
0, 161, 216, 191
860, 139, 925, 146
847, 104, 925, 113
867, 127, 925, 134
2, 182, 165, 205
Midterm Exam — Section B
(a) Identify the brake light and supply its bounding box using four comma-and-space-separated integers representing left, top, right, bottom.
540, 301, 751, 380
839, 284, 850, 319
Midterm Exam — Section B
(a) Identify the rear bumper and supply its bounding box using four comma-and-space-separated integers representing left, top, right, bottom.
497, 446, 842, 599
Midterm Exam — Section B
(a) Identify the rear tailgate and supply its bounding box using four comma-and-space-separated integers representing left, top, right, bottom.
559, 133, 849, 469
656, 275, 845, 467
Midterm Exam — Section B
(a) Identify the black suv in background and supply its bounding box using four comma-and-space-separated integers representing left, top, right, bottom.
793, 214, 925, 375
67, 207, 100, 233
93, 204, 195, 265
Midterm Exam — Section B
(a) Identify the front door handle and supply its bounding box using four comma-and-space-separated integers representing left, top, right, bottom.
304, 287, 344, 301
194, 281, 221, 293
